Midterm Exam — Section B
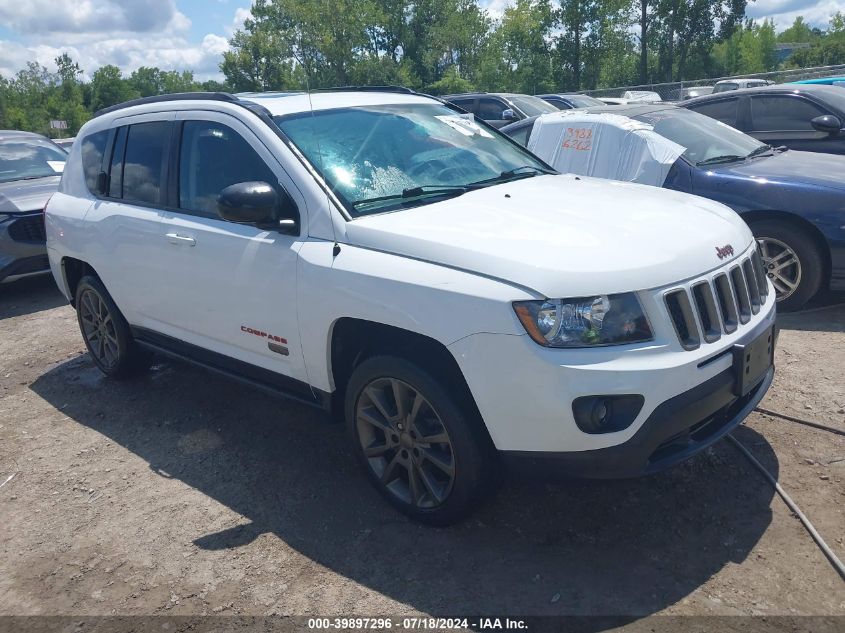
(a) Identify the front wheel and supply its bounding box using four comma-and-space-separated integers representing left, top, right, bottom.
749, 219, 824, 312
345, 356, 491, 525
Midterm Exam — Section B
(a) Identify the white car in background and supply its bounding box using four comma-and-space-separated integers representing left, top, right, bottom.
46, 89, 775, 524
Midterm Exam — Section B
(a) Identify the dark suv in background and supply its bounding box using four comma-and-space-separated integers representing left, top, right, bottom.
443, 92, 558, 128
0, 131, 66, 285
682, 84, 845, 155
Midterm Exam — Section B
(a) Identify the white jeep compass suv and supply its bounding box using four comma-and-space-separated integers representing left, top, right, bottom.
46, 89, 776, 524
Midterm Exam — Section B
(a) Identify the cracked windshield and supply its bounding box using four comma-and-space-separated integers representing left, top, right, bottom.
275, 103, 549, 216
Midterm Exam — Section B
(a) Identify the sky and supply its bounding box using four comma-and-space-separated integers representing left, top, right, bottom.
0, 0, 841, 81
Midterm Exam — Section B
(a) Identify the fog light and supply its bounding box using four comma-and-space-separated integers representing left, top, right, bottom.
572, 395, 644, 434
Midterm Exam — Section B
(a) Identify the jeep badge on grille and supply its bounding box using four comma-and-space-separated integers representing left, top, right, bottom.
715, 244, 734, 260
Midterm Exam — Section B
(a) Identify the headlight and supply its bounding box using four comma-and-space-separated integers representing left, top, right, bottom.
513, 293, 653, 348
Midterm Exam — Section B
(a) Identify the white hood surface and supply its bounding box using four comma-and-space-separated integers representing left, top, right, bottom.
344, 174, 753, 298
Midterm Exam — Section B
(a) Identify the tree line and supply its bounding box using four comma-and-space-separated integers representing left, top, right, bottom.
2, 1, 844, 138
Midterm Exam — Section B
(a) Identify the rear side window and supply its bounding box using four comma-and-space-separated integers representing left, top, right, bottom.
751, 96, 826, 132
80, 131, 108, 194
688, 98, 739, 127
178, 120, 279, 217
121, 121, 170, 205
449, 98, 476, 114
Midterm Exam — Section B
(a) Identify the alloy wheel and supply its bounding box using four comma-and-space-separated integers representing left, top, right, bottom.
757, 237, 801, 301
79, 289, 120, 369
356, 377, 455, 508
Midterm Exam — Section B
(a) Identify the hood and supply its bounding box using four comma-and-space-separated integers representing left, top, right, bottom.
707, 150, 845, 192
0, 176, 60, 214
344, 175, 753, 298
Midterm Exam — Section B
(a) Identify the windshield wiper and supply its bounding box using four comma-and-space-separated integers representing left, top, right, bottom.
352, 185, 469, 209
746, 145, 774, 159
696, 154, 744, 166
499, 165, 554, 179
352, 166, 554, 209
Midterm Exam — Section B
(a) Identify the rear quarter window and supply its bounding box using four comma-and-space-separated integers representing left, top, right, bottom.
688, 99, 739, 127
80, 130, 109, 194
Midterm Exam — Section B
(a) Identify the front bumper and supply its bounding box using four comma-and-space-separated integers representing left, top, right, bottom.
501, 362, 773, 479
0, 213, 49, 283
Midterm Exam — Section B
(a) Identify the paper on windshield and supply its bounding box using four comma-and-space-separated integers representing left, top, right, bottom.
526, 112, 685, 187
47, 160, 65, 173
436, 114, 493, 138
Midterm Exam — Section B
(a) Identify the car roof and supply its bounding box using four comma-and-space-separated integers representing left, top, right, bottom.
0, 130, 48, 141
239, 91, 441, 116
442, 92, 525, 99
682, 82, 845, 106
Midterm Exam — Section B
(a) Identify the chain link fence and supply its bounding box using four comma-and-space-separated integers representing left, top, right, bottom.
581, 64, 845, 102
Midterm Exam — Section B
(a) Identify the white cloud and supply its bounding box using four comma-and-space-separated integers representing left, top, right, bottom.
747, 0, 842, 29
0, 1, 244, 82
0, 0, 190, 35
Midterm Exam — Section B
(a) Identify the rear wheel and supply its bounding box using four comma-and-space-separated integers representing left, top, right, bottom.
75, 275, 150, 378
748, 219, 824, 312
345, 355, 491, 525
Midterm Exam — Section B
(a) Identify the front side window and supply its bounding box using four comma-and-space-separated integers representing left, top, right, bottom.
750, 96, 826, 132
80, 130, 109, 194
477, 98, 509, 121
179, 120, 279, 216
687, 98, 739, 127
121, 121, 170, 205
275, 103, 550, 216
0, 136, 66, 184
634, 108, 764, 166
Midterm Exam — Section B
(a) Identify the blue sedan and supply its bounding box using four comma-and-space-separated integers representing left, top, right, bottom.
501, 105, 845, 310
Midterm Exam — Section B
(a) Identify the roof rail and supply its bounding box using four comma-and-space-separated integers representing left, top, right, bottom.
309, 85, 417, 94
93, 92, 240, 118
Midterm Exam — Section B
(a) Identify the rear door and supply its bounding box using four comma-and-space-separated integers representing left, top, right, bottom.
152, 110, 310, 387
748, 94, 840, 153
82, 114, 174, 327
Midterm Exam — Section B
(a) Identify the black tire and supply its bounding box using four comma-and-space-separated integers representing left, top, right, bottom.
748, 219, 824, 312
75, 275, 151, 378
345, 355, 491, 525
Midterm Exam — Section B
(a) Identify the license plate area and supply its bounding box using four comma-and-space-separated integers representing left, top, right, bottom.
732, 327, 774, 397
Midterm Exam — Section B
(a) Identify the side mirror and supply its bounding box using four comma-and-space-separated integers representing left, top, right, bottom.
501, 108, 518, 122
811, 114, 842, 135
218, 181, 279, 225
216, 181, 300, 235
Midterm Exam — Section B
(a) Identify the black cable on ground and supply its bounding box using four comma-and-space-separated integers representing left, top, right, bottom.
755, 407, 845, 437
727, 434, 845, 581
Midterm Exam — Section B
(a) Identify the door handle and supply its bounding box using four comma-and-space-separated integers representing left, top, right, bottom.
166, 233, 196, 247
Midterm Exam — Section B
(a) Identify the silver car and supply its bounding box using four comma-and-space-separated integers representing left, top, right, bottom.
0, 131, 66, 284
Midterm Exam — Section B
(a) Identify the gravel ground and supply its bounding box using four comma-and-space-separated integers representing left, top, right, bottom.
0, 276, 843, 618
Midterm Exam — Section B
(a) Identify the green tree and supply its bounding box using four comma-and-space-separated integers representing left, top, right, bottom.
492, 0, 555, 94
90, 65, 138, 111
778, 16, 814, 43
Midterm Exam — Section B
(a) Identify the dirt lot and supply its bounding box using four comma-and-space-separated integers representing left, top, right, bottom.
1, 275, 843, 619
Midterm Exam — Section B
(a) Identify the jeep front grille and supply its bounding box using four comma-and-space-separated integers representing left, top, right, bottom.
8, 213, 46, 243
664, 252, 769, 351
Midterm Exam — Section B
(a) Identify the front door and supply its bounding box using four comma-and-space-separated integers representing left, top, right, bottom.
152, 112, 309, 386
